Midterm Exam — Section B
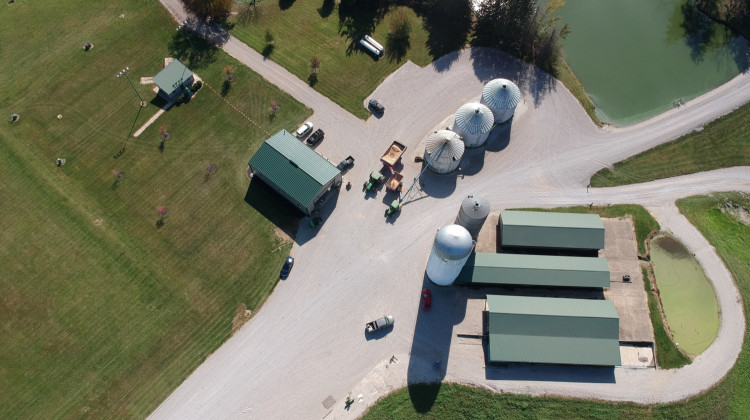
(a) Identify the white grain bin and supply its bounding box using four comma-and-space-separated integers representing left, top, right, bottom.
455, 194, 490, 239
452, 103, 494, 148
481, 78, 521, 124
425, 130, 465, 174
426, 224, 475, 286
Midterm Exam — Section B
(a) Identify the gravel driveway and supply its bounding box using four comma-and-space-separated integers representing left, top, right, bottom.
153, 2, 750, 418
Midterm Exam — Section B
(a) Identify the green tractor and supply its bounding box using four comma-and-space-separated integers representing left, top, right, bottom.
386, 199, 402, 217
363, 171, 385, 192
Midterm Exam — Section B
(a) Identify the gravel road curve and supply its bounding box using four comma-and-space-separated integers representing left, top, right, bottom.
153, 2, 750, 418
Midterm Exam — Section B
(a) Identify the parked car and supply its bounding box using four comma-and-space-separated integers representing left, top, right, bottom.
280, 256, 294, 278
421, 288, 432, 311
307, 128, 324, 145
365, 315, 394, 333
295, 121, 313, 138
368, 99, 385, 114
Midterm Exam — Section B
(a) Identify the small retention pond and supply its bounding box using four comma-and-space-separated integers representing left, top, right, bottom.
650, 234, 718, 355
557, 0, 748, 125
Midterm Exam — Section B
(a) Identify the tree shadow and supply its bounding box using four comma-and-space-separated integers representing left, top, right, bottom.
469, 47, 556, 109
168, 22, 220, 70
420, 0, 473, 71
338, 0, 389, 56
279, 0, 296, 11
307, 72, 318, 87
318, 0, 335, 18
221, 80, 231, 97
679, 0, 717, 63
386, 32, 410, 63
262, 43, 275, 58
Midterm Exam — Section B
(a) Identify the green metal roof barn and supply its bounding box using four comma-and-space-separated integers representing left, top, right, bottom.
499, 210, 605, 252
248, 130, 341, 216
487, 295, 621, 366
456, 253, 610, 288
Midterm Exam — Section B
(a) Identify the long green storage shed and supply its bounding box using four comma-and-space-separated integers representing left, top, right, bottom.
499, 210, 605, 252
456, 253, 610, 288
487, 295, 621, 366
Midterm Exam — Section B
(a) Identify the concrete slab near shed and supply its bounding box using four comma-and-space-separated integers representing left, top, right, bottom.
475, 213, 499, 253
601, 218, 654, 343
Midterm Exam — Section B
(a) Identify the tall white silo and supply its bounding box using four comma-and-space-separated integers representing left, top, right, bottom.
455, 194, 490, 240
426, 224, 475, 286
452, 103, 494, 148
481, 78, 521, 124
425, 130, 465, 174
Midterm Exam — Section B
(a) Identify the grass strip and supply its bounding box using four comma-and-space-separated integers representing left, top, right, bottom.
591, 100, 750, 187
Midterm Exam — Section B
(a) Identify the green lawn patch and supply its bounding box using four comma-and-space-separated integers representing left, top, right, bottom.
590, 100, 750, 187
0, 1, 309, 418
229, 1, 433, 119
364, 194, 750, 419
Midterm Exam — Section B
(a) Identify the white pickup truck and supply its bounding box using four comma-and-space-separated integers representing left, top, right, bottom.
366, 315, 394, 333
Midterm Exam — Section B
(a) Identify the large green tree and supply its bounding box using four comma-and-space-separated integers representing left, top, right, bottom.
182, 0, 233, 20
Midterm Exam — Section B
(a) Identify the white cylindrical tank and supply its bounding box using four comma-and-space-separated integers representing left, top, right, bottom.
425, 130, 465, 174
481, 78, 521, 124
455, 194, 490, 239
426, 224, 475, 286
452, 103, 494, 148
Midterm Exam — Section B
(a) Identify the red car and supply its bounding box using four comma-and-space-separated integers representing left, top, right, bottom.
421, 288, 432, 311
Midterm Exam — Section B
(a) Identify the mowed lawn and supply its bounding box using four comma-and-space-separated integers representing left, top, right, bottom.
0, 1, 309, 418
590, 100, 750, 187
364, 195, 750, 418
230, 1, 433, 119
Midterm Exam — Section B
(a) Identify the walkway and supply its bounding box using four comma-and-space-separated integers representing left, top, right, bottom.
152, 1, 750, 418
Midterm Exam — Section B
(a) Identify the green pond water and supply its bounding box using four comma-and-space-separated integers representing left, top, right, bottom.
557, 0, 748, 125
650, 234, 718, 355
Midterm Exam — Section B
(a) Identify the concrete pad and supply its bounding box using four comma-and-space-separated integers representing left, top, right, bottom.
602, 218, 655, 343
620, 344, 655, 368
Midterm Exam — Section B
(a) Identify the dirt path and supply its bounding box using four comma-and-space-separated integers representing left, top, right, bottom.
151, 1, 750, 418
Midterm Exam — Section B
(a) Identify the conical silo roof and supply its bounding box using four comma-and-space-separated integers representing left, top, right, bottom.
482, 78, 521, 110
454, 103, 494, 135
426, 130, 465, 160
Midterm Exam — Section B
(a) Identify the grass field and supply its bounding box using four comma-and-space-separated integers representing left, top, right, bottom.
230, 1, 433, 119
650, 234, 719, 355
363, 194, 750, 419
590, 100, 750, 187
0, 1, 309, 417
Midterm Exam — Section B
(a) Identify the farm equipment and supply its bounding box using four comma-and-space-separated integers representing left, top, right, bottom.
363, 171, 384, 192
386, 199, 402, 216
380, 140, 406, 167
385, 172, 403, 193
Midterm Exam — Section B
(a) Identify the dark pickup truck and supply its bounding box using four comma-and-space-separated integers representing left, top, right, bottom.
336, 156, 355, 171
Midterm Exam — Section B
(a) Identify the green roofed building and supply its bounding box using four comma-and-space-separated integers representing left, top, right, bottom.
248, 130, 342, 216
499, 210, 605, 253
487, 295, 621, 366
456, 253, 610, 288
152, 59, 194, 101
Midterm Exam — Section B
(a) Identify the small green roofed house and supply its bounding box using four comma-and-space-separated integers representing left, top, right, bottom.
487, 295, 621, 366
499, 210, 605, 253
248, 130, 342, 216
456, 252, 610, 288
152, 59, 194, 101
